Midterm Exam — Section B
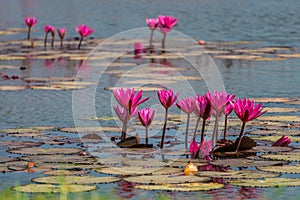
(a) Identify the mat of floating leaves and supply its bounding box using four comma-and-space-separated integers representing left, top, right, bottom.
12, 184, 97, 193
8, 147, 82, 155
249, 129, 300, 136
7, 132, 48, 139
229, 178, 300, 187
42, 170, 89, 176
60, 126, 127, 133
210, 158, 286, 167
122, 158, 174, 167
258, 115, 300, 122
35, 163, 102, 171
168, 158, 207, 168
0, 157, 18, 163
32, 175, 120, 185
196, 170, 280, 179
260, 151, 300, 162
96, 166, 182, 176
253, 135, 300, 143
257, 164, 300, 174
235, 146, 293, 153
0, 126, 56, 134
135, 182, 224, 192
105, 86, 166, 92
29, 85, 87, 90
264, 107, 300, 113
0, 141, 44, 149
20, 154, 97, 164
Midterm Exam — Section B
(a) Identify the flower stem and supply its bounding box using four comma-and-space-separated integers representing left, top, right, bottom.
27, 27, 31, 40
184, 114, 190, 149
160, 108, 168, 149
51, 35, 54, 47
161, 33, 166, 53
200, 119, 206, 144
145, 127, 149, 145
223, 114, 228, 140
44, 33, 48, 47
78, 37, 83, 50
149, 30, 154, 47
235, 121, 246, 152
193, 116, 201, 140
212, 115, 219, 146
121, 110, 130, 141
60, 39, 63, 48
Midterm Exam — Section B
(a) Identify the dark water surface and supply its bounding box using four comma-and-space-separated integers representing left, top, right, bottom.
0, 1, 300, 199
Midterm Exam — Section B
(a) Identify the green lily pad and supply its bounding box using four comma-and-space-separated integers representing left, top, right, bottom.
257, 164, 300, 174
253, 135, 300, 143
0, 141, 44, 149
196, 170, 280, 179
20, 154, 97, 164
229, 178, 300, 187
0, 157, 18, 163
264, 107, 300, 113
260, 151, 300, 162
8, 147, 81, 155
258, 115, 300, 122
1, 126, 56, 134
210, 158, 286, 167
252, 97, 291, 103
43, 170, 90, 176
32, 175, 120, 185
135, 182, 224, 191
124, 174, 210, 184
12, 184, 97, 193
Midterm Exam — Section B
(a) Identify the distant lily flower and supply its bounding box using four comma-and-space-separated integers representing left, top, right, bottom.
146, 18, 159, 47
58, 28, 66, 47
113, 88, 149, 141
75, 24, 94, 50
177, 97, 195, 149
24, 17, 37, 40
157, 89, 178, 149
272, 135, 291, 147
44, 25, 55, 47
234, 98, 266, 152
193, 94, 211, 144
207, 91, 235, 146
138, 108, 156, 144
158, 15, 178, 50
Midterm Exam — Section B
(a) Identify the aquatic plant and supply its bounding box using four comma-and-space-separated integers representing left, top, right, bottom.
193, 94, 211, 143
146, 18, 159, 47
75, 24, 94, 50
44, 25, 55, 47
113, 88, 149, 141
138, 108, 156, 144
233, 98, 266, 152
176, 97, 195, 149
157, 15, 178, 49
272, 135, 291, 147
221, 100, 234, 142
157, 89, 178, 149
58, 28, 66, 47
24, 17, 37, 40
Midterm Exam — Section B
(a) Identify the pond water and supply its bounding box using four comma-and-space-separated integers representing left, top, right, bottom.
0, 0, 300, 199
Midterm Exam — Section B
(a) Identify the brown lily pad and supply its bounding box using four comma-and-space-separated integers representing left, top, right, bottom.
260, 151, 300, 162
60, 126, 125, 133
8, 147, 81, 155
0, 85, 27, 91
1, 126, 56, 134
210, 158, 286, 167
258, 115, 300, 122
43, 170, 90, 176
229, 178, 300, 187
135, 182, 224, 191
12, 184, 97, 193
257, 164, 300, 174
0, 141, 44, 149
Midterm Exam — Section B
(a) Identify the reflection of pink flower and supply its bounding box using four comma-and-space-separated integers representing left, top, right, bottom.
134, 42, 143, 60
273, 135, 291, 147
45, 59, 55, 68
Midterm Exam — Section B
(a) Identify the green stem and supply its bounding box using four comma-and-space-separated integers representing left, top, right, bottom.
145, 126, 149, 145
223, 115, 228, 140
193, 116, 201, 140
78, 37, 83, 50
160, 109, 168, 149
200, 118, 206, 144
185, 114, 190, 149
235, 122, 246, 152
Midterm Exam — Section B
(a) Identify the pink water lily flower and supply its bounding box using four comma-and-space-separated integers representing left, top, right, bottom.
138, 108, 156, 144
75, 25, 94, 49
114, 104, 137, 123
177, 97, 195, 149
24, 17, 37, 40
272, 135, 291, 147
157, 89, 179, 149
234, 98, 266, 152
146, 18, 159, 30
44, 25, 55, 47
193, 94, 211, 143
190, 139, 199, 157
58, 28, 66, 47
194, 140, 212, 160
157, 15, 178, 50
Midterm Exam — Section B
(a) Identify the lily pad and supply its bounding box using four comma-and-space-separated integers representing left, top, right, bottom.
229, 178, 300, 187
196, 170, 280, 179
0, 141, 44, 149
260, 151, 300, 162
8, 147, 82, 155
257, 164, 300, 174
253, 135, 300, 143
258, 115, 300, 122
29, 85, 87, 90
60, 126, 124, 133
12, 184, 97, 193
0, 157, 18, 163
43, 170, 90, 176
1, 126, 56, 134
135, 182, 224, 191
122, 158, 172, 167
252, 97, 291, 103
20, 154, 97, 164
210, 158, 286, 167
32, 175, 120, 185
264, 107, 300, 113
214, 55, 262, 60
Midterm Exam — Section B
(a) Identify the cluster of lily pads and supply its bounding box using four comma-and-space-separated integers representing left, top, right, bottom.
112, 88, 269, 155
24, 17, 93, 49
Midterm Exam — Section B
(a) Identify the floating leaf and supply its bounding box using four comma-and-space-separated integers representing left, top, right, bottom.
260, 152, 300, 162
60, 126, 125, 133
8, 147, 81, 155
214, 55, 262, 60
1, 126, 56, 134
0, 157, 18, 163
252, 97, 292, 103
253, 135, 300, 143
258, 165, 300, 174
0, 85, 27, 91
23, 77, 80, 83
0, 141, 44, 149
264, 107, 300, 113
105, 86, 165, 92
32, 175, 120, 185
123, 158, 172, 167
258, 115, 300, 122
196, 170, 280, 179
229, 178, 300, 187
20, 154, 97, 164
43, 170, 90, 176
135, 182, 224, 191
124, 174, 209, 184
29, 85, 87, 90
210, 158, 286, 167
12, 184, 97, 193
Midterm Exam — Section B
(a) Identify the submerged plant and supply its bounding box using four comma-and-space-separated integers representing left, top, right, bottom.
138, 108, 156, 144
146, 18, 159, 47
44, 25, 55, 47
75, 24, 94, 50
176, 97, 195, 149
58, 28, 66, 47
157, 15, 178, 50
24, 17, 37, 40
193, 94, 211, 144
113, 88, 149, 141
234, 98, 266, 152
157, 89, 178, 149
